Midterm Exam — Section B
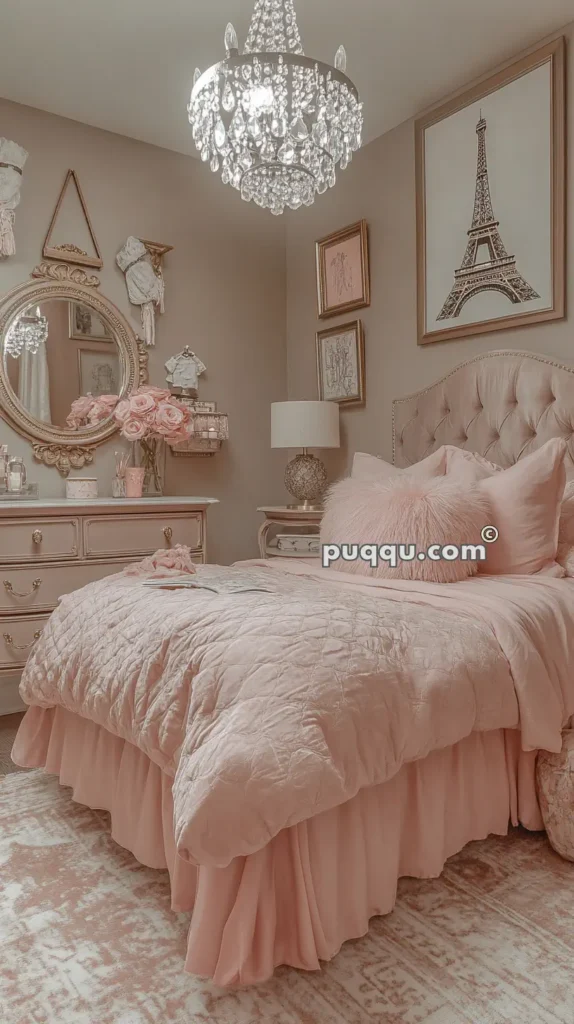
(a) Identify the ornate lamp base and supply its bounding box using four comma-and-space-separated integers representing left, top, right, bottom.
284, 451, 327, 509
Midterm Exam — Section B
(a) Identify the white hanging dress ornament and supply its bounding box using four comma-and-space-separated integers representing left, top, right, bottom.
115, 236, 164, 347
0, 138, 28, 258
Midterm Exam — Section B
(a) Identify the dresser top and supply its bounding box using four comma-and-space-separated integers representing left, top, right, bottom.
0, 496, 218, 516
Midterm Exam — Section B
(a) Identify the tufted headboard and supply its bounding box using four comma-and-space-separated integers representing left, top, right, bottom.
393, 350, 574, 476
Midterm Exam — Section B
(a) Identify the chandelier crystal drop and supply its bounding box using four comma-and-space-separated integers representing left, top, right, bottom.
187, 0, 363, 215
5, 307, 48, 358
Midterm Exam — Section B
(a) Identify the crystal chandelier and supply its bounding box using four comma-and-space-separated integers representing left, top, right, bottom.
187, 0, 363, 215
5, 307, 48, 358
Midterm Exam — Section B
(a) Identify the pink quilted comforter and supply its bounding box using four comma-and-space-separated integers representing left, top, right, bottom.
19, 560, 574, 868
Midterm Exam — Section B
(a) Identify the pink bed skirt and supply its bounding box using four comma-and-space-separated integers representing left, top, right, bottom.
12, 707, 542, 986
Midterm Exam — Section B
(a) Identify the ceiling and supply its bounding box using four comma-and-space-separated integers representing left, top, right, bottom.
0, 0, 571, 156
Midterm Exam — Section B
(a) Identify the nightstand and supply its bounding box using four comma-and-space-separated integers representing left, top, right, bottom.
257, 506, 323, 559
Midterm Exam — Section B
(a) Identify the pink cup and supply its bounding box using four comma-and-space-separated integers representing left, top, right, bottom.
125, 467, 146, 498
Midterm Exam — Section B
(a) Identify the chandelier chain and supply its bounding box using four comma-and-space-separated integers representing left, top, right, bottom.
244, 0, 304, 56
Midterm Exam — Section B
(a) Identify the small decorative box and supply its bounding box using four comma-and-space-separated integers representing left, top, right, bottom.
66, 477, 98, 500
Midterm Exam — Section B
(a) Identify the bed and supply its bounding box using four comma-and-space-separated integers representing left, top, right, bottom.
12, 349, 574, 987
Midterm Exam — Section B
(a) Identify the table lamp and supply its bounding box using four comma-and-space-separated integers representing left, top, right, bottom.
271, 401, 340, 509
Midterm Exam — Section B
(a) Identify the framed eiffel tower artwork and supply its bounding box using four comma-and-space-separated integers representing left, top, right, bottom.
416, 37, 565, 345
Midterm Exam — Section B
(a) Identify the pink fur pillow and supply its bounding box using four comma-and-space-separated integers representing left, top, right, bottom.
321, 475, 490, 583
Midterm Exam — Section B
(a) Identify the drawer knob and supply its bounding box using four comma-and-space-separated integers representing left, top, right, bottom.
32, 529, 43, 545
3, 628, 43, 651
4, 578, 42, 599
163, 526, 173, 544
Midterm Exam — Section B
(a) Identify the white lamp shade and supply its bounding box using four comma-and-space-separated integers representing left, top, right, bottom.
271, 401, 340, 449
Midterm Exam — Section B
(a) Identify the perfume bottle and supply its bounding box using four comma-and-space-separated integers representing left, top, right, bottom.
6, 455, 26, 493
0, 444, 8, 489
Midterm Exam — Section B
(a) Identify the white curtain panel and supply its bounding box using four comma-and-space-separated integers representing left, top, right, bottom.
18, 343, 52, 424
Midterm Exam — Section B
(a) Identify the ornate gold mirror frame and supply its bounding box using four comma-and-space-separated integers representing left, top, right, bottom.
0, 265, 148, 476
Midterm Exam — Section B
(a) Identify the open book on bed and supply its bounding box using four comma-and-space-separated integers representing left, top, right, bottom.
140, 570, 273, 594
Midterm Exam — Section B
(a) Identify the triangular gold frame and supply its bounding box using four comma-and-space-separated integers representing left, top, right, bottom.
42, 169, 103, 269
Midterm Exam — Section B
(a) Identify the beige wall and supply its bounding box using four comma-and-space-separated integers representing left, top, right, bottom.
2, 23, 572, 554
285, 24, 574, 481
0, 98, 287, 564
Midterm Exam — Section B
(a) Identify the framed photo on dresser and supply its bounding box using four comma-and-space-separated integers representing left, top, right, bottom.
316, 220, 370, 319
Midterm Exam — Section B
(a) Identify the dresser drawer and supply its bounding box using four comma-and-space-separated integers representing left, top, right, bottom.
0, 517, 80, 564
0, 560, 132, 614
0, 613, 50, 668
83, 513, 203, 560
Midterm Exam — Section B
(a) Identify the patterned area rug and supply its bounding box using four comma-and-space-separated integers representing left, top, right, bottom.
1, 771, 574, 1024
0, 713, 26, 776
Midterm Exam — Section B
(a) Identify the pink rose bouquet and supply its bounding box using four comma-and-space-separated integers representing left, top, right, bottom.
113, 387, 194, 444
113, 386, 195, 492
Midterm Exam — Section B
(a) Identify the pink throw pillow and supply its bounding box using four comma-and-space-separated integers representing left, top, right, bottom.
352, 447, 448, 483
557, 480, 574, 576
446, 439, 566, 575
321, 476, 490, 583
444, 446, 501, 480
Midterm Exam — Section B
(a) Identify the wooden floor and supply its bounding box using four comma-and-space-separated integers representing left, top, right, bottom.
0, 712, 26, 775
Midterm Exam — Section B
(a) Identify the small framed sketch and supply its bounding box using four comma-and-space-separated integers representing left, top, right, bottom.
69, 301, 112, 341
316, 320, 365, 406
78, 343, 120, 397
316, 220, 370, 319
416, 36, 565, 344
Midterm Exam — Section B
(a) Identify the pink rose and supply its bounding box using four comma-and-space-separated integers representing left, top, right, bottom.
137, 385, 170, 400
87, 394, 119, 425
66, 395, 95, 428
114, 399, 131, 426
121, 416, 147, 441
88, 403, 107, 425
156, 402, 184, 428
129, 392, 156, 415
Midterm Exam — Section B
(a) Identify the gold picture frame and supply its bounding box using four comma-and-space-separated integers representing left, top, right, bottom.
316, 220, 370, 319
316, 319, 365, 406
415, 36, 565, 345
68, 301, 113, 341
77, 342, 121, 397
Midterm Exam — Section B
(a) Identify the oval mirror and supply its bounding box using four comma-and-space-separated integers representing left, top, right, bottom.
0, 277, 146, 475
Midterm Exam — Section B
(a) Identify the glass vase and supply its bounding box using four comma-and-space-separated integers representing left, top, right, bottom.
134, 437, 164, 496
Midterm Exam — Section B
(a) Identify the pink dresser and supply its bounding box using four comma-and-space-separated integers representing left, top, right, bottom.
0, 496, 217, 715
